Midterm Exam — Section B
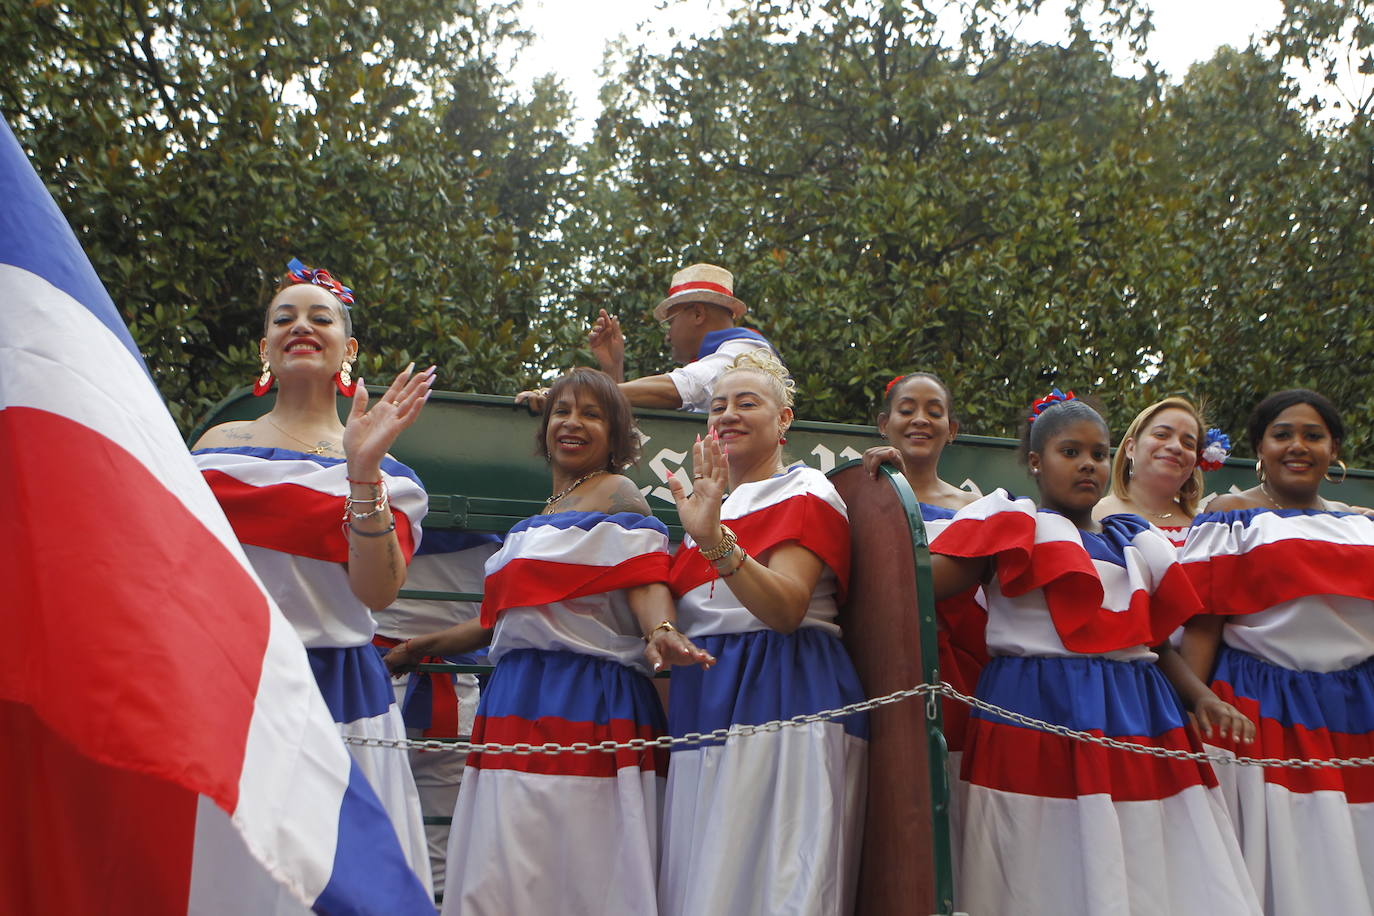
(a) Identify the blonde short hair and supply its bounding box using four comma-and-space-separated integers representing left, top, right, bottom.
715, 348, 795, 408
1109, 397, 1205, 517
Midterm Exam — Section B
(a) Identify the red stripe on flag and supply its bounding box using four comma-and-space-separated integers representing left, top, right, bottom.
480, 553, 670, 627
1, 408, 266, 814
669, 493, 850, 599
467, 714, 666, 776
963, 717, 1217, 800
0, 701, 197, 915
201, 469, 416, 564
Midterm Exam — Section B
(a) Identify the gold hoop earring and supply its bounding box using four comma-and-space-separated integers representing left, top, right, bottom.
1255, 459, 1265, 484
1326, 459, 1348, 484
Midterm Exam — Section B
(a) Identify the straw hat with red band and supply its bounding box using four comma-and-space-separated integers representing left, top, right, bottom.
652, 263, 748, 321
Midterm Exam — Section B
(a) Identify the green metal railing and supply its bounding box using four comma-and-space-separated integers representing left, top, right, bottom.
877, 465, 956, 915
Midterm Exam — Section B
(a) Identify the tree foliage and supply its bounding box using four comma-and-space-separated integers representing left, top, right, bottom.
0, 0, 579, 429
4, 0, 1374, 457
570, 0, 1374, 455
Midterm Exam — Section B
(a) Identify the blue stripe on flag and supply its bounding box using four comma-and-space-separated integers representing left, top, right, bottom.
0, 120, 147, 370
312, 759, 433, 915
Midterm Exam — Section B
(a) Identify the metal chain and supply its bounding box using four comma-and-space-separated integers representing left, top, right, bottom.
343, 681, 1374, 771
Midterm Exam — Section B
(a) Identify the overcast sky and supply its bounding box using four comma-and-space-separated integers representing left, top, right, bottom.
508, 0, 1289, 137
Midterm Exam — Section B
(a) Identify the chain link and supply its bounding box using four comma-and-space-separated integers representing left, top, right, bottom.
344, 681, 1374, 771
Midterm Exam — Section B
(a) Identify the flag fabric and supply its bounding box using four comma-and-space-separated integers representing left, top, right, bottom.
0, 118, 433, 914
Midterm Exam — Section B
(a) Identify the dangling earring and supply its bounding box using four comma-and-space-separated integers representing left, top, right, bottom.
779, 434, 788, 445
1326, 459, 1349, 484
252, 357, 273, 397
1255, 459, 1266, 483
335, 358, 357, 397
1125, 457, 1134, 479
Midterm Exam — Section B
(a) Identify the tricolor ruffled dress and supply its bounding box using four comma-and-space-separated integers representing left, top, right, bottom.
918, 502, 988, 895
440, 510, 672, 916
1180, 508, 1374, 915
194, 447, 432, 900
372, 528, 502, 898
660, 467, 869, 916
931, 489, 1259, 916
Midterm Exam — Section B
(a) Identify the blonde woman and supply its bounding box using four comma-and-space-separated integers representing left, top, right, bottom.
1094, 397, 1209, 545
659, 350, 867, 916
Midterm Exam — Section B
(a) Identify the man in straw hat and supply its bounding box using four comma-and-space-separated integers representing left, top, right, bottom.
519, 263, 780, 413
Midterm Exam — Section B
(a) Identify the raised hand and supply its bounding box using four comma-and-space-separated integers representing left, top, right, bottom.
862, 445, 906, 480
342, 362, 435, 476
667, 429, 729, 546
587, 308, 625, 381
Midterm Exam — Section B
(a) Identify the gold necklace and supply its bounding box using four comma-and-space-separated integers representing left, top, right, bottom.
545, 470, 607, 509
262, 416, 338, 456
1124, 495, 1174, 520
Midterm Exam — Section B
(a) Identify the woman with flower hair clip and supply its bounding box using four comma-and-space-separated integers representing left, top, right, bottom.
193, 258, 438, 905
927, 389, 1259, 916
1093, 396, 1232, 546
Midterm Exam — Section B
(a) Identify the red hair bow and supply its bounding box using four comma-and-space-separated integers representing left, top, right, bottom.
1028, 388, 1075, 422
286, 257, 355, 307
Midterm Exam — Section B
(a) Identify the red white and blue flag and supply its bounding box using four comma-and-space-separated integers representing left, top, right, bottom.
0, 120, 433, 913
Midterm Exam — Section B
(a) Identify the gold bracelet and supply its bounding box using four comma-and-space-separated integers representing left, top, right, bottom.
699, 525, 738, 562
644, 619, 678, 642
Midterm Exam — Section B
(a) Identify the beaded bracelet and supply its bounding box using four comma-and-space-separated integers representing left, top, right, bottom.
343, 479, 390, 520
716, 547, 747, 578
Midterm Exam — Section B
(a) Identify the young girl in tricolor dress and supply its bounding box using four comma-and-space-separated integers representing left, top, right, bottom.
929, 391, 1260, 916
660, 349, 868, 916
1180, 389, 1374, 915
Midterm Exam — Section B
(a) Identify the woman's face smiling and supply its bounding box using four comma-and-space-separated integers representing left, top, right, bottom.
708, 370, 791, 475
879, 376, 957, 465
1029, 417, 1111, 520
546, 384, 612, 477
1258, 402, 1337, 499
261, 284, 354, 380
1125, 407, 1199, 494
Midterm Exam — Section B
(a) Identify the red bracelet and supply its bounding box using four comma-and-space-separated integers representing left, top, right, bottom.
346, 476, 384, 486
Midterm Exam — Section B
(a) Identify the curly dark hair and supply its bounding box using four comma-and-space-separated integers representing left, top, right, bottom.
534, 367, 641, 471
